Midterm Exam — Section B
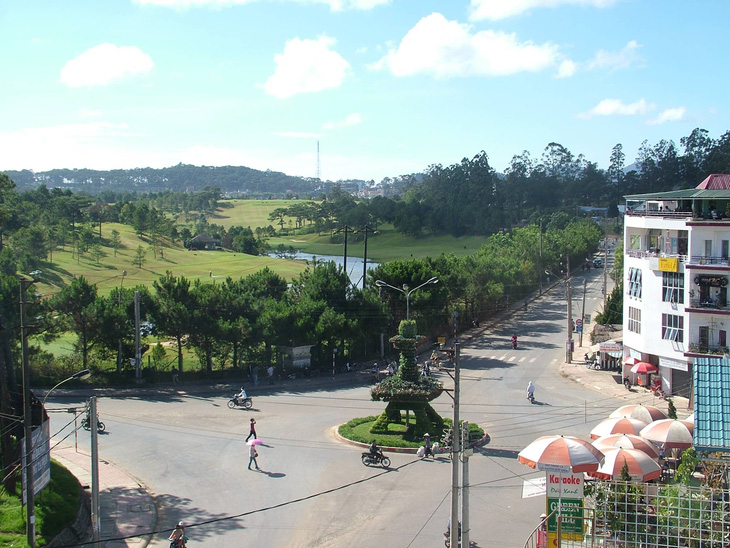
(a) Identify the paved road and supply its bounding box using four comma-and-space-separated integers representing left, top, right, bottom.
48, 268, 634, 547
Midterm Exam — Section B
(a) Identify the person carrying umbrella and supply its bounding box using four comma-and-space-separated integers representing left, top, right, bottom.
248, 440, 260, 470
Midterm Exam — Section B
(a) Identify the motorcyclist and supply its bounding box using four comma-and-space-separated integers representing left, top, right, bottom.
527, 380, 535, 402
168, 521, 187, 547
235, 387, 248, 405
511, 334, 518, 349
369, 440, 383, 461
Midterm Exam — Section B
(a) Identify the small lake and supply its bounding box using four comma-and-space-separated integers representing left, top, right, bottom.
271, 251, 379, 289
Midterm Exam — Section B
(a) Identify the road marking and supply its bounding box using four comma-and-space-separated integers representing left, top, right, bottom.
529, 358, 536, 363
508, 356, 516, 362
519, 357, 526, 362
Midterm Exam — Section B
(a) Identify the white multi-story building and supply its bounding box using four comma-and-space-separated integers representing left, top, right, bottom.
623, 174, 730, 398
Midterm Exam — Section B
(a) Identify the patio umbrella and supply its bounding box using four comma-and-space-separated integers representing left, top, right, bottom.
640, 419, 693, 451
591, 433, 660, 458
610, 404, 667, 424
246, 439, 263, 446
587, 448, 662, 482
518, 435, 604, 473
684, 413, 695, 423
590, 417, 648, 440
631, 361, 658, 374
623, 356, 640, 367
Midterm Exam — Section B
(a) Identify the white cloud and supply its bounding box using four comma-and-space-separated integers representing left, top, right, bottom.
372, 13, 563, 78
131, 0, 389, 10
578, 98, 655, 119
586, 40, 643, 72
271, 131, 324, 138
60, 43, 154, 87
322, 113, 362, 130
557, 59, 577, 78
647, 107, 686, 125
468, 0, 617, 21
263, 36, 351, 98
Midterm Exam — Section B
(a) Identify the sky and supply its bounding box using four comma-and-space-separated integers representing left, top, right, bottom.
1, 0, 729, 184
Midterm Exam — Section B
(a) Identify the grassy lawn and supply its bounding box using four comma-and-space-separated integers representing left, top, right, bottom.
338, 415, 484, 449
206, 199, 308, 230
0, 460, 81, 546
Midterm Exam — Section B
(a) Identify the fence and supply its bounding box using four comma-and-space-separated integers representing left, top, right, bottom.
523, 480, 730, 547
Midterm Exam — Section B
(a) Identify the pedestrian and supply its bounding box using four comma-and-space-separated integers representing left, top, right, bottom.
252, 365, 259, 386
246, 418, 257, 442
248, 443, 259, 470
423, 433, 433, 458
171, 367, 179, 385
537, 513, 548, 548
267, 365, 274, 385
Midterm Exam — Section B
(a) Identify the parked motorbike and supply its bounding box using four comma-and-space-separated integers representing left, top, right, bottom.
227, 394, 253, 409
361, 451, 390, 468
82, 414, 106, 432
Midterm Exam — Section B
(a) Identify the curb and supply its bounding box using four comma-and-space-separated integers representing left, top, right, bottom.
334, 425, 491, 454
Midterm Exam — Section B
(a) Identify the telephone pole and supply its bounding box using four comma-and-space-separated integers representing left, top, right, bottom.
20, 277, 37, 547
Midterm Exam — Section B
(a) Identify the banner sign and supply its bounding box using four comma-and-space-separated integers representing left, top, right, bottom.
658, 258, 679, 272
22, 421, 51, 504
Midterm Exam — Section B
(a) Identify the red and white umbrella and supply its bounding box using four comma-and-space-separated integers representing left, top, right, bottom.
640, 419, 693, 451
590, 417, 648, 440
610, 404, 667, 424
587, 447, 662, 482
518, 435, 604, 473
684, 413, 695, 423
591, 433, 660, 458
631, 361, 658, 374
623, 356, 640, 367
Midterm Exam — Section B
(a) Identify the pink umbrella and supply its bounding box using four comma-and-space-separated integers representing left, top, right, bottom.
631, 361, 658, 374
247, 439, 263, 446
640, 419, 693, 451
610, 404, 667, 424
590, 417, 648, 440
518, 435, 604, 473
623, 356, 640, 366
591, 434, 660, 458
587, 448, 662, 482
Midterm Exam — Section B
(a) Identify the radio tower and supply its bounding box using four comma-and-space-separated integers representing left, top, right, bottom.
316, 140, 321, 181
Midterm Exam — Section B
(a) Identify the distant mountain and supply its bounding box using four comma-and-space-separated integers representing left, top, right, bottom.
2, 163, 338, 197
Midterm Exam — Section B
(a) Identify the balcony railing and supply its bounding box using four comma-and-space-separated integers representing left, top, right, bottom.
687, 342, 729, 355
688, 297, 729, 310
626, 250, 686, 261
687, 255, 730, 266
625, 210, 693, 218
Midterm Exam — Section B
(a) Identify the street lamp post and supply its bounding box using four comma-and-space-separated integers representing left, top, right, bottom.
374, 277, 439, 320
41, 369, 91, 406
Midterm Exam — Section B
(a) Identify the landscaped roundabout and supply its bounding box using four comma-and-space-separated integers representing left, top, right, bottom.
337, 319, 488, 452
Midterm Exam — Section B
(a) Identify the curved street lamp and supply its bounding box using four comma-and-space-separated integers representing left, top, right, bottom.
375, 276, 439, 320
42, 369, 91, 406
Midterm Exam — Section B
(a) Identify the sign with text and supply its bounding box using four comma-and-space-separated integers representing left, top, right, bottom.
22, 421, 51, 504
546, 498, 585, 542
658, 257, 679, 272
546, 472, 584, 498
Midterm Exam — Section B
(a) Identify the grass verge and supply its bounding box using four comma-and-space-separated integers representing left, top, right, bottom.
0, 460, 81, 546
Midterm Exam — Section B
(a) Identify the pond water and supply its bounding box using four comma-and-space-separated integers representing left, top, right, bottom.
272, 251, 379, 289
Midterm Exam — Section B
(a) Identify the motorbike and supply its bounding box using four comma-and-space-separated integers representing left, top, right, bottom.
82, 414, 106, 432
527, 391, 535, 404
361, 451, 390, 468
444, 521, 461, 547
511, 336, 518, 349
227, 393, 253, 409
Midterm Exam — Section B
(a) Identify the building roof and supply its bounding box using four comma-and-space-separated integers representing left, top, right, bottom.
189, 233, 219, 243
693, 356, 730, 453
696, 174, 730, 190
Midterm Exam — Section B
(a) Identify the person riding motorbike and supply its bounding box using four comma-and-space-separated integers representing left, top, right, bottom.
168, 521, 187, 548
369, 441, 384, 461
234, 387, 248, 405
527, 380, 535, 402
511, 334, 518, 349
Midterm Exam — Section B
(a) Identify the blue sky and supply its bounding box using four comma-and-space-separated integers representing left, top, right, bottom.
1, 0, 728, 183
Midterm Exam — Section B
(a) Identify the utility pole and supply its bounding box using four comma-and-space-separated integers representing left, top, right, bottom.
90, 396, 100, 544
566, 255, 573, 364
359, 225, 376, 290
20, 277, 36, 547
450, 341, 460, 548
134, 291, 141, 380
461, 420, 470, 548
580, 278, 587, 347
334, 225, 354, 295
603, 236, 608, 311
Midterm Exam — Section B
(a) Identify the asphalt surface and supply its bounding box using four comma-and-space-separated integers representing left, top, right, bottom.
47, 267, 690, 547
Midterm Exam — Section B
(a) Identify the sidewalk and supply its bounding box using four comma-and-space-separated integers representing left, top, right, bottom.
51, 444, 156, 547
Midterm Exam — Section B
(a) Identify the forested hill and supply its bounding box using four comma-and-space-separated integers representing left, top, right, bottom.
3, 163, 332, 197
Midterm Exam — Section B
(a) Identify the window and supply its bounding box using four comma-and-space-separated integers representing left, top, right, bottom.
628, 267, 642, 299
629, 235, 641, 250
723, 240, 729, 259
628, 307, 641, 334
705, 240, 712, 257
662, 314, 684, 342
662, 272, 684, 304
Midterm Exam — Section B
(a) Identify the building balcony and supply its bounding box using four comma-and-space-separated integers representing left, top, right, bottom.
686, 342, 729, 357
626, 250, 686, 261
625, 210, 693, 219
686, 298, 730, 314
686, 256, 730, 267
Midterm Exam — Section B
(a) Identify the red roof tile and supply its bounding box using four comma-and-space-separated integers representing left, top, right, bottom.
696, 174, 730, 190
